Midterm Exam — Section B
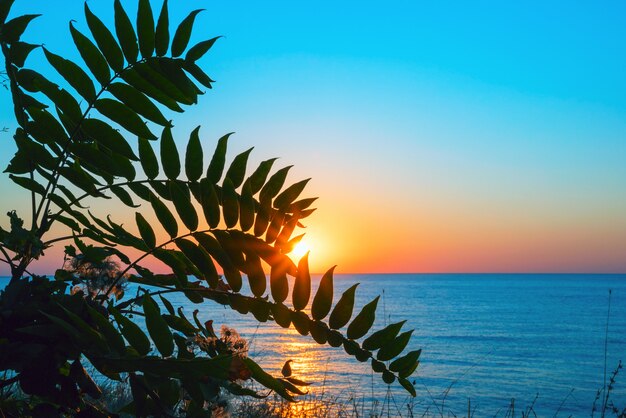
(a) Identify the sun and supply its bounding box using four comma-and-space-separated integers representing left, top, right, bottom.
289, 241, 310, 261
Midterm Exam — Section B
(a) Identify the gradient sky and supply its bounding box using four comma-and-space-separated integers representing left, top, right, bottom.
1, 1, 625, 274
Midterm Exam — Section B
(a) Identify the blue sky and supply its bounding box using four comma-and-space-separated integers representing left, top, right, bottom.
1, 0, 625, 273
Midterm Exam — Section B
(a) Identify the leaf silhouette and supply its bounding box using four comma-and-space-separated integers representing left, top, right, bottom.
154, 0, 170, 56
185, 126, 203, 182
114, 0, 138, 62
346, 296, 379, 340
328, 284, 358, 330
137, 0, 155, 58
185, 36, 220, 62
135, 212, 156, 248
362, 320, 406, 351
94, 98, 156, 139
150, 193, 178, 238
292, 253, 311, 311
171, 9, 204, 57
160, 127, 180, 179
311, 266, 335, 320
169, 180, 198, 231
43, 48, 95, 101
108, 83, 169, 126
143, 294, 174, 356
69, 22, 110, 85
84, 2, 123, 72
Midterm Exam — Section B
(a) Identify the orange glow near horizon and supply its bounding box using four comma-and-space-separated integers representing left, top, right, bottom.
13, 197, 626, 277
8, 169, 626, 277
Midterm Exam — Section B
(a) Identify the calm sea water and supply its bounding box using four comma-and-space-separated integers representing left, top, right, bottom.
178, 274, 626, 416
2, 274, 625, 416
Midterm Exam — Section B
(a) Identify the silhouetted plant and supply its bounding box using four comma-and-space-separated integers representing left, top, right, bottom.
0, 0, 420, 416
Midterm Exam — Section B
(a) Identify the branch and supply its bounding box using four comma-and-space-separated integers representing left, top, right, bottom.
102, 228, 216, 301
49, 178, 153, 221
118, 309, 145, 317
29, 170, 37, 230
43, 234, 85, 246
0, 246, 16, 270
115, 288, 180, 310
35, 58, 148, 231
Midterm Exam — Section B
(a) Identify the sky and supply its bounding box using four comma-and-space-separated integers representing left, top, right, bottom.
1, 0, 625, 274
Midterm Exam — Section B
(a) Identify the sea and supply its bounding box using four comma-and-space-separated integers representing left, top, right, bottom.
2, 273, 625, 416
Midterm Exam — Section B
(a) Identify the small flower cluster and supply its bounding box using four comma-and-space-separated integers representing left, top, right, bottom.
189, 325, 249, 359
65, 256, 127, 300
220, 325, 249, 357
188, 324, 251, 382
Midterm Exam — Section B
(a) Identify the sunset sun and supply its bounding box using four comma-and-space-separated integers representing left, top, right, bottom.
289, 241, 310, 261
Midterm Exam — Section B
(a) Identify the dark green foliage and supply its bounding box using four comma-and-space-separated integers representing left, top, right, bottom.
94, 98, 156, 139
206, 132, 230, 182
69, 22, 110, 85
154, 0, 169, 56
377, 330, 414, 362
169, 180, 198, 231
160, 126, 180, 178
225, 147, 253, 188
0, 0, 419, 415
44, 47, 95, 101
185, 126, 203, 181
292, 252, 311, 311
108, 82, 170, 126
150, 192, 178, 238
137, 0, 155, 58
143, 294, 174, 356
311, 265, 335, 320
186, 36, 221, 62
171, 9, 203, 57
329, 283, 359, 330
135, 212, 156, 248
347, 295, 379, 340
362, 320, 407, 351
84, 3, 123, 72
274, 178, 311, 210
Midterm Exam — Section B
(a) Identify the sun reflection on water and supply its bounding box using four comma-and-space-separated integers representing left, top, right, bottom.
267, 327, 330, 383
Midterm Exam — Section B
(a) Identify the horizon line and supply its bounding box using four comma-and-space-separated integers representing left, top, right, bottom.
1, 271, 625, 279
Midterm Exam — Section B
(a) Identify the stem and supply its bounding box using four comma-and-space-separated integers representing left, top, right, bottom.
49, 178, 154, 221
0, 246, 16, 271
9, 257, 35, 282
118, 309, 145, 317
36, 82, 112, 226
101, 228, 215, 301
115, 288, 180, 310
43, 234, 85, 246
35, 59, 147, 230
29, 170, 36, 230
601, 289, 612, 418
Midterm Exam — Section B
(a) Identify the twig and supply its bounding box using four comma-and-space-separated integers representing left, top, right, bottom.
441, 349, 494, 414
44, 233, 86, 246
601, 289, 612, 418
0, 246, 16, 271
553, 388, 574, 418
417, 376, 443, 417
